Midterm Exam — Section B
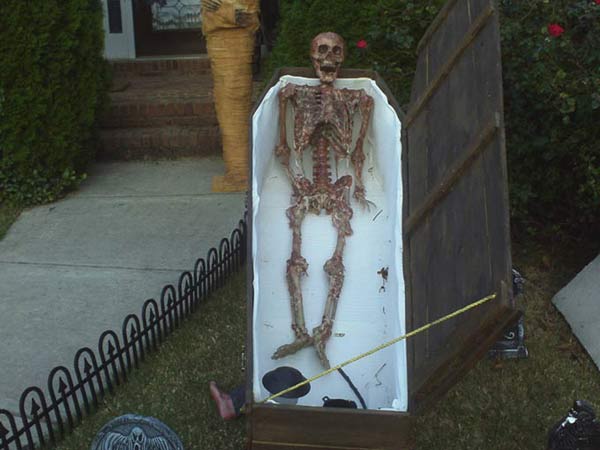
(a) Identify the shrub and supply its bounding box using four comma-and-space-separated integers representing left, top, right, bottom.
0, 0, 110, 206
266, 0, 445, 106
267, 0, 600, 238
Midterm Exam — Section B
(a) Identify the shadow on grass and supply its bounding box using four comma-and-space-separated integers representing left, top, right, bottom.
52, 269, 248, 450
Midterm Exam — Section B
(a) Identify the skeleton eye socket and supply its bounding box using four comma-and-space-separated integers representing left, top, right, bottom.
318, 44, 329, 54
333, 46, 342, 55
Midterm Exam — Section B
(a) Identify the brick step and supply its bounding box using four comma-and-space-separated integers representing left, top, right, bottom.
98, 126, 221, 160
110, 56, 211, 77
102, 102, 217, 128
103, 74, 217, 128
103, 113, 216, 129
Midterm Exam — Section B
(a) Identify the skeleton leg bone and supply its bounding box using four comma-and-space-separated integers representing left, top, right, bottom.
312, 183, 353, 368
272, 199, 313, 360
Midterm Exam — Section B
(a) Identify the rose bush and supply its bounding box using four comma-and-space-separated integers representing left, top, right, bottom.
267, 0, 600, 238
501, 0, 600, 238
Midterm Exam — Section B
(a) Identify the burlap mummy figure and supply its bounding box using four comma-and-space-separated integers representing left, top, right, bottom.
201, 0, 259, 192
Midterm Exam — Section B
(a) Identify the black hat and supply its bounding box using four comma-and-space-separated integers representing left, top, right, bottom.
262, 366, 310, 399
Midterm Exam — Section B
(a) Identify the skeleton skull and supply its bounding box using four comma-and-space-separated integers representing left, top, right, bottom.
310, 32, 345, 84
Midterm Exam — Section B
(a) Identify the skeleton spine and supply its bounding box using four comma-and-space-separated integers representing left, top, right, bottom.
313, 136, 332, 188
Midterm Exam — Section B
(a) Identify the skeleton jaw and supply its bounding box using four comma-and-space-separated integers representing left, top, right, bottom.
313, 61, 340, 84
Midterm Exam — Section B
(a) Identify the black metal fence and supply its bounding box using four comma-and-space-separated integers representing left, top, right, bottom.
0, 218, 247, 450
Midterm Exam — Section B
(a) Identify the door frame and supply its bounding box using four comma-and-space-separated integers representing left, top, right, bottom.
102, 0, 136, 60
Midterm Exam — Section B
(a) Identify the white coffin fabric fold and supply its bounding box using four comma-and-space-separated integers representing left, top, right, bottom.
252, 75, 407, 411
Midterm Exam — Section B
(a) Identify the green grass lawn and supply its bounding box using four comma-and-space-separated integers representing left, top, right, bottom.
47, 241, 599, 450
53, 270, 248, 450
416, 241, 600, 449
0, 203, 21, 240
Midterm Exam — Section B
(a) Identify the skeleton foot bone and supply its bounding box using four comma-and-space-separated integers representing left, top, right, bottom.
272, 334, 313, 360
312, 320, 334, 369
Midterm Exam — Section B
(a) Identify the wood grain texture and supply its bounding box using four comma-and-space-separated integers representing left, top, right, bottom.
404, 116, 499, 235
405, 2, 495, 127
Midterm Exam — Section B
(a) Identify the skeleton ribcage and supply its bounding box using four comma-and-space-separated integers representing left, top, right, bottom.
292, 87, 357, 173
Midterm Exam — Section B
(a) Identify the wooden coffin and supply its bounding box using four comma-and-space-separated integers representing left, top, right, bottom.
246, 0, 518, 448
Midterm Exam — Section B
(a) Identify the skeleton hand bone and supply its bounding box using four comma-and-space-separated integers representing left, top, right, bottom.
234, 10, 253, 27
353, 186, 375, 211
202, 0, 252, 26
202, 0, 222, 12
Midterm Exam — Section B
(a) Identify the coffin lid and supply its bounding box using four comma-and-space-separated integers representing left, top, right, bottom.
403, 0, 517, 412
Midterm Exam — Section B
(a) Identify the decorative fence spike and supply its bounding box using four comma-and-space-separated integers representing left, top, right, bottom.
0, 421, 9, 437
0, 216, 246, 450
29, 399, 40, 417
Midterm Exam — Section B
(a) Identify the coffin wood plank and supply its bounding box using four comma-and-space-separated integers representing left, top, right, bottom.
250, 405, 414, 450
404, 116, 499, 236
405, 2, 495, 127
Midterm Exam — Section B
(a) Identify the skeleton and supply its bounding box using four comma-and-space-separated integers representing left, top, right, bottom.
272, 32, 374, 369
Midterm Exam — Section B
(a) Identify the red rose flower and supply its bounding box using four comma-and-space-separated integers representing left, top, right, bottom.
548, 23, 565, 37
595, 0, 600, 5
356, 39, 368, 49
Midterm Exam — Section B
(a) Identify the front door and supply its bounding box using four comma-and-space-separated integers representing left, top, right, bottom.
102, 0, 136, 59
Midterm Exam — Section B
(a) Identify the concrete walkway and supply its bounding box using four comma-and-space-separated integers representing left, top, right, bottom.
0, 158, 245, 415
553, 255, 600, 371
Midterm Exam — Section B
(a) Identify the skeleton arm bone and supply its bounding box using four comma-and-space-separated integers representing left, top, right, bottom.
276, 84, 307, 190
351, 91, 374, 209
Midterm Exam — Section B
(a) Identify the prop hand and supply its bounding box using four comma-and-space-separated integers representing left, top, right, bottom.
235, 9, 253, 27
202, 0, 222, 12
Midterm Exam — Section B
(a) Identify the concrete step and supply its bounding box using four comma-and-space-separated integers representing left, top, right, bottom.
110, 56, 211, 77
98, 126, 221, 160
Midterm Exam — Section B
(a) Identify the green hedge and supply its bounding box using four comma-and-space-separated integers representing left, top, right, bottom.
267, 0, 600, 238
501, 0, 599, 237
266, 0, 445, 106
0, 0, 110, 205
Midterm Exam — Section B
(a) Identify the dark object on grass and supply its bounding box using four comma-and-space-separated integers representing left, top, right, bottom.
262, 366, 310, 403
488, 312, 528, 359
512, 267, 525, 297
322, 397, 357, 409
547, 400, 600, 450
488, 267, 528, 359
90, 414, 183, 450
